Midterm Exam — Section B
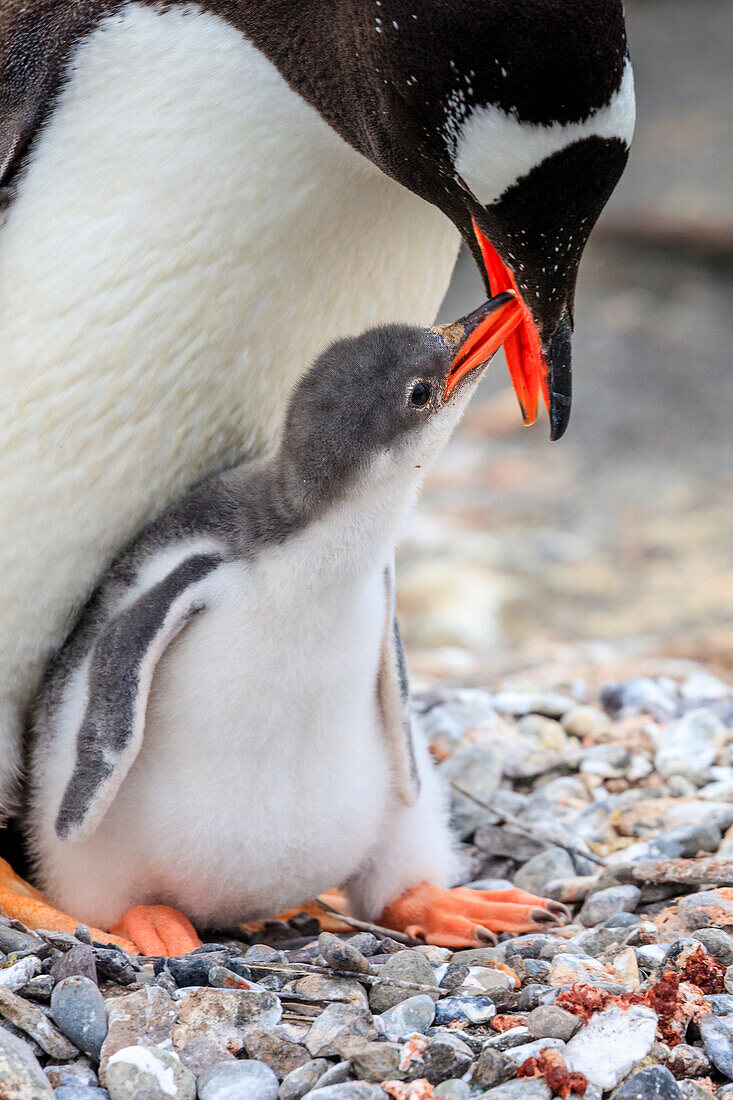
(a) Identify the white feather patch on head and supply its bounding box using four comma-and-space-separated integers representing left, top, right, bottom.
452, 59, 636, 207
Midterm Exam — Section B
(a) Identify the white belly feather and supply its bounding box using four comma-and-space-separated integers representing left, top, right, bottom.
0, 1, 459, 812
36, 555, 392, 928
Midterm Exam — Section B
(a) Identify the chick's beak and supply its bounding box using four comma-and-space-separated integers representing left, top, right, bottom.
438, 290, 523, 398
471, 219, 572, 440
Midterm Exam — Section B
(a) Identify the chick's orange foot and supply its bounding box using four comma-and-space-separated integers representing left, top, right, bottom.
111, 905, 202, 956
381, 881, 570, 947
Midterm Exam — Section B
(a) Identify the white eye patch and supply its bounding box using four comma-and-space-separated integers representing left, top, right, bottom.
451, 59, 635, 208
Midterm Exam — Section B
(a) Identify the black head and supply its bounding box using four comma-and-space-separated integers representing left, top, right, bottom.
245, 0, 634, 439
278, 292, 520, 506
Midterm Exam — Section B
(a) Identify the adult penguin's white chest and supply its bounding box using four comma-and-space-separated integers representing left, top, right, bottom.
0, 1, 459, 808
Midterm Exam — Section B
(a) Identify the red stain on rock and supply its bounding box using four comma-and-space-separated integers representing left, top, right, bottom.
678, 945, 726, 993
492, 1014, 527, 1032
517, 1048, 588, 1098
382, 1080, 435, 1100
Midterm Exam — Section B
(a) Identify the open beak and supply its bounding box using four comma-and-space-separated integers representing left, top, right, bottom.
439, 290, 523, 398
472, 219, 570, 440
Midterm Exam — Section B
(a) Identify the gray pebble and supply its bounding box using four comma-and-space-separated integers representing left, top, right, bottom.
176, 1037, 235, 1077
514, 848, 575, 895
50, 945, 97, 984
692, 929, 733, 967
0, 1027, 54, 1097
579, 885, 641, 927
350, 1040, 402, 1082
433, 996, 495, 1027
439, 963, 469, 991
347, 935, 380, 958
434, 1080, 470, 1100
378, 994, 435, 1040
106, 1045, 195, 1100
45, 1063, 98, 1089
705, 994, 733, 1015
55, 1089, 110, 1100
279, 1060, 329, 1100
666, 1044, 713, 1079
503, 1037, 565, 1067
51, 977, 108, 1059
244, 1024, 311, 1079
527, 1005, 581, 1041
416, 1035, 473, 1084
305, 1005, 376, 1057
0, 985, 77, 1059
612, 1067, 681, 1100
0, 956, 42, 992
305, 1086, 387, 1100
368, 951, 437, 1013
700, 1014, 733, 1077
605, 912, 641, 929
318, 934, 370, 975
471, 1047, 514, 1089
313, 1061, 351, 1090
21, 976, 56, 1004
198, 1059, 279, 1100
0, 925, 44, 957
479, 1079, 551, 1100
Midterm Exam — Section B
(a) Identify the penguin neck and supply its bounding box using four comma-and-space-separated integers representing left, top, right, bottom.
263, 453, 422, 578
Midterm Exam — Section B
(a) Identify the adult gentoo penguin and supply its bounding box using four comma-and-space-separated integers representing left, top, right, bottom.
21, 291, 570, 955
0, 3, 634, 832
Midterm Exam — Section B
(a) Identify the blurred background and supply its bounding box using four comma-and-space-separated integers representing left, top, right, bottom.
397, 0, 733, 689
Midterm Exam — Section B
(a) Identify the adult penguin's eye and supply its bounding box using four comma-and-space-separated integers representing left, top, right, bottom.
410, 382, 431, 407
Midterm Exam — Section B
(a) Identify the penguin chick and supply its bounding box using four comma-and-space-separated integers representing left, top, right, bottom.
23, 291, 566, 955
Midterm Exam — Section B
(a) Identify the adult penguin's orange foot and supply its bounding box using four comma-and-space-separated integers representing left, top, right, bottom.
381, 882, 570, 947
0, 856, 135, 953
111, 905, 201, 957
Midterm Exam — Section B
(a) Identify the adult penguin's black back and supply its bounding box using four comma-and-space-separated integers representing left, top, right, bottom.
0, 0, 633, 821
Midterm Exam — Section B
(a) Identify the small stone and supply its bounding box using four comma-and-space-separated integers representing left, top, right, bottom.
0, 956, 42, 991
561, 706, 610, 738
99, 987, 177, 1082
172, 988, 282, 1055
21, 975, 55, 1004
438, 963, 469, 991
368, 952, 438, 1013
473, 823, 543, 862
472, 1046, 514, 1088
678, 1083, 716, 1100
432, 996, 496, 1027
415, 1035, 473, 1084
0, 1028, 54, 1098
305, 1004, 376, 1057
50, 945, 98, 984
678, 890, 733, 932
0, 985, 77, 1059
378, 995, 436, 1040
91, 949, 137, 987
503, 1037, 565, 1067
434, 1080, 470, 1100
106, 1045, 195, 1100
312, 1061, 351, 1089
606, 912, 641, 929
45, 1063, 98, 1089
351, 1040, 403, 1082
288, 975, 369, 1008
564, 1004, 658, 1090
306, 1085, 386, 1100
527, 1005, 581, 1041
699, 1014, 733, 1077
654, 710, 726, 780
666, 1044, 712, 1078
706, 994, 733, 1015
479, 1079, 551, 1100
0, 926, 43, 957
55, 1087, 110, 1099
471, 967, 516, 994
164, 952, 228, 987
348, 935, 380, 958
244, 1024, 310, 1078
197, 1058, 279, 1100
612, 1067, 681, 1100
579, 885, 641, 927
176, 1037, 235, 1077
493, 691, 574, 719
279, 1060, 329, 1100
514, 849, 575, 896
450, 947, 504, 965
483, 1028, 532, 1052
549, 954, 612, 987
692, 929, 733, 967
50, 976, 108, 1060
318, 934, 371, 975
524, 960, 551, 981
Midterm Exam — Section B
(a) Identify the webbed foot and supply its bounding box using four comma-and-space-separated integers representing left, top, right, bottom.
111, 904, 202, 956
381, 881, 570, 947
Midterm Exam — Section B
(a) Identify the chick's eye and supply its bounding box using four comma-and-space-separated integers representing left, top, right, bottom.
410, 382, 431, 407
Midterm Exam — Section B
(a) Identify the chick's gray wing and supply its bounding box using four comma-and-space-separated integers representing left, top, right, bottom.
55, 551, 222, 842
377, 563, 420, 807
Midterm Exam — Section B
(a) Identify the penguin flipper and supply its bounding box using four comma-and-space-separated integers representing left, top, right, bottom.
54, 552, 221, 843
377, 564, 420, 807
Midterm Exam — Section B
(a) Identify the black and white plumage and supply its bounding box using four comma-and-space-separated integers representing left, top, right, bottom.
25, 302, 517, 934
0, 0, 634, 823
